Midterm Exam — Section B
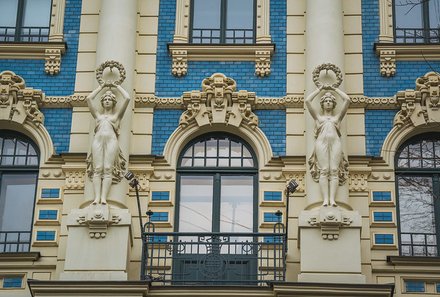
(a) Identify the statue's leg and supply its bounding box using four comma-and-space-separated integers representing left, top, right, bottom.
319, 169, 330, 206
329, 170, 339, 206
329, 142, 343, 206
91, 142, 104, 205
315, 143, 330, 206
101, 138, 119, 204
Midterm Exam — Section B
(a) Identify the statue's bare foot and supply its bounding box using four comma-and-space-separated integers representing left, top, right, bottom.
331, 203, 337, 207
101, 200, 107, 205
91, 200, 99, 205
322, 202, 328, 207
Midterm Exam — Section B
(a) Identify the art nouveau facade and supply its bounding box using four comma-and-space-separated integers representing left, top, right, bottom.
0, 0, 440, 296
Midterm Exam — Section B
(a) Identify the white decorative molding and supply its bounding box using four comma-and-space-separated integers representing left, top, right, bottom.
76, 204, 122, 239
378, 0, 393, 42
256, 0, 271, 43
350, 96, 397, 108
307, 207, 353, 240
45, 48, 62, 75
49, 0, 66, 42
64, 170, 86, 190
168, 44, 275, 77
171, 50, 188, 77
348, 171, 370, 192
173, 0, 190, 43
179, 73, 258, 129
379, 49, 396, 77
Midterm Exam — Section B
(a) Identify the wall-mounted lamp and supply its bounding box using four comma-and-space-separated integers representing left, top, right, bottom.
284, 179, 298, 245
125, 171, 144, 235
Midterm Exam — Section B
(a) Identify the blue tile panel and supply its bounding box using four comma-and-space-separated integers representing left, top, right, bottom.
264, 191, 282, 201
373, 211, 393, 222
36, 230, 56, 241
151, 109, 286, 156
255, 110, 286, 156
372, 191, 392, 202
41, 188, 61, 199
2, 277, 22, 288
151, 109, 181, 155
361, 0, 440, 97
148, 235, 168, 243
42, 108, 72, 154
405, 281, 425, 293
437, 283, 440, 293
264, 235, 283, 243
150, 212, 169, 222
374, 234, 394, 245
155, 0, 286, 97
264, 212, 282, 223
0, 0, 82, 96
38, 210, 58, 220
365, 110, 396, 156
151, 191, 170, 201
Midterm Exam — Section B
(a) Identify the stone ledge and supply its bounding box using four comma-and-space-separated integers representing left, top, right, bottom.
387, 255, 440, 266
0, 252, 40, 261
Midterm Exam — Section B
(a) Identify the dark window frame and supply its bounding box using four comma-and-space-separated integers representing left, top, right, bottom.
175, 133, 259, 233
395, 133, 440, 257
189, 0, 257, 44
0, 0, 53, 42
0, 131, 39, 253
393, 0, 440, 43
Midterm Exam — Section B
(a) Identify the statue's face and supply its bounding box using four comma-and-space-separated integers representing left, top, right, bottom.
322, 97, 335, 111
101, 92, 115, 108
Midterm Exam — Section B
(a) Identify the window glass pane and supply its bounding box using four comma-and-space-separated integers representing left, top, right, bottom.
3, 139, 15, 155
230, 141, 241, 157
15, 141, 27, 155
394, 0, 423, 28
206, 139, 217, 157
179, 176, 213, 232
226, 0, 254, 29
0, 0, 18, 27
194, 142, 205, 157
398, 176, 436, 234
0, 173, 37, 231
218, 139, 229, 157
220, 176, 253, 232
22, 0, 51, 27
429, 0, 440, 28
192, 0, 221, 29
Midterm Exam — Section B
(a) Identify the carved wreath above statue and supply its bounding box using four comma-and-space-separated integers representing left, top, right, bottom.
394, 72, 440, 128
0, 70, 44, 126
179, 73, 258, 130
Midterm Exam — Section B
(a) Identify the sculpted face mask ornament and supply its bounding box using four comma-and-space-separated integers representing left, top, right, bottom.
306, 63, 350, 207
86, 61, 130, 205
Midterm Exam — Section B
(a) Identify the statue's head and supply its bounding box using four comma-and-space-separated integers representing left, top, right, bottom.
101, 90, 116, 108
320, 92, 336, 110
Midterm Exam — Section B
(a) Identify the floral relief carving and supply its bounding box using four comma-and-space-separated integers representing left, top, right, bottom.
307, 207, 353, 240
0, 70, 44, 126
179, 73, 258, 129
394, 72, 440, 127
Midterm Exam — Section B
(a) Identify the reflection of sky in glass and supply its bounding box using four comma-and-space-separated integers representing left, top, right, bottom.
193, 0, 221, 29
0, 0, 18, 27
395, 0, 422, 28
398, 176, 435, 233
430, 0, 440, 27
23, 0, 52, 27
226, 0, 254, 29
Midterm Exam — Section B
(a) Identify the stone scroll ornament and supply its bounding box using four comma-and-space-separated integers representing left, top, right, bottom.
86, 61, 130, 205
306, 63, 350, 207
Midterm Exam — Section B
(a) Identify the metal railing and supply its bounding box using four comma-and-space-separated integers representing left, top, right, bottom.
395, 28, 440, 44
0, 26, 50, 42
191, 28, 255, 44
141, 224, 286, 285
0, 231, 31, 253
400, 232, 438, 256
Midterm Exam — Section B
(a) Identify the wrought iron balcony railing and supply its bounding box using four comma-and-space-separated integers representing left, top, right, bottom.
395, 28, 440, 44
141, 224, 286, 285
0, 231, 31, 253
0, 26, 50, 42
400, 232, 438, 257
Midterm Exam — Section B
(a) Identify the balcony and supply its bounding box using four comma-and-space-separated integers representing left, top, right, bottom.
0, 26, 50, 42
395, 28, 440, 44
141, 224, 286, 285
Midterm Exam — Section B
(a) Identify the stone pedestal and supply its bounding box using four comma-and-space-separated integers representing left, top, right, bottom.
60, 204, 132, 280
298, 207, 365, 283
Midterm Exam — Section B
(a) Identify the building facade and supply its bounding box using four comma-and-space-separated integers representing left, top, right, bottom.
0, 0, 439, 296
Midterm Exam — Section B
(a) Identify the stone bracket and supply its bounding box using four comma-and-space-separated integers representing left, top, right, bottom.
306, 207, 354, 240
45, 48, 62, 75
255, 50, 271, 77
379, 49, 396, 77
171, 49, 188, 77
76, 205, 122, 239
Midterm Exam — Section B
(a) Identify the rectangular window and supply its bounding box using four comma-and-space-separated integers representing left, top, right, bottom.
2, 276, 22, 288
405, 281, 425, 293
373, 211, 393, 222
151, 191, 170, 201
38, 210, 58, 220
437, 282, 440, 293
372, 191, 392, 202
41, 188, 60, 199
0, 0, 52, 42
263, 212, 282, 223
374, 234, 394, 245
264, 191, 282, 201
264, 236, 283, 243
150, 212, 169, 222
147, 235, 168, 243
36, 230, 55, 241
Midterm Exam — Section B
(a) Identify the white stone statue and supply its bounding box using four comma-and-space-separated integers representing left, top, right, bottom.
86, 81, 129, 205
306, 84, 349, 207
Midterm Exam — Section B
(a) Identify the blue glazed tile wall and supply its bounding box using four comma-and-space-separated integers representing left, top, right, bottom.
151, 109, 286, 156
362, 0, 440, 97
0, 0, 82, 96
155, 0, 286, 97
42, 108, 72, 153
365, 110, 396, 156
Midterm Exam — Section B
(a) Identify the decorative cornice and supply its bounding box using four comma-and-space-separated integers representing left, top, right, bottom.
0, 42, 66, 75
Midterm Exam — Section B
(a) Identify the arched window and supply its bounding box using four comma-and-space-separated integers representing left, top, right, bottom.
0, 131, 39, 252
176, 133, 258, 233
396, 133, 440, 256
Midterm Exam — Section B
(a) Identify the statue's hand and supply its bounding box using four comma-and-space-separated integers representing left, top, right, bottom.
322, 84, 334, 90
104, 80, 114, 88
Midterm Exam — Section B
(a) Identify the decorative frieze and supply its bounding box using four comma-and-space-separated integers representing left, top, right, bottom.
44, 48, 62, 75
379, 50, 396, 77
282, 171, 305, 192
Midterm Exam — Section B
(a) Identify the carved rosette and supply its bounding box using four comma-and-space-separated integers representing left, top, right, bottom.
179, 73, 259, 129
44, 48, 62, 75
0, 70, 44, 126
394, 72, 440, 127
379, 50, 396, 77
